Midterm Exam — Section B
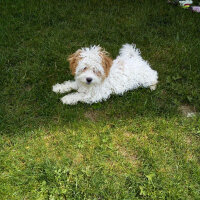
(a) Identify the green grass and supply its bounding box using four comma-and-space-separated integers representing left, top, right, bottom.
0, 0, 200, 199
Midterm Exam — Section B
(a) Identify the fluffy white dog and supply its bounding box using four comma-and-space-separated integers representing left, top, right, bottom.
52, 44, 158, 105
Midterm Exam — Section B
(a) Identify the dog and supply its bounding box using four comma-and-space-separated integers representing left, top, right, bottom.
52, 44, 158, 105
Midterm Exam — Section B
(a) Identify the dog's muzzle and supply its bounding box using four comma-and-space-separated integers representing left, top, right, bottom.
86, 77, 92, 84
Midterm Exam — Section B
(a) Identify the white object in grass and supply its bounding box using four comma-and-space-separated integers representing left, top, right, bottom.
179, 0, 193, 6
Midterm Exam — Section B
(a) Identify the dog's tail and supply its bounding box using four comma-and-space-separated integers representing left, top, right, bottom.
119, 43, 141, 58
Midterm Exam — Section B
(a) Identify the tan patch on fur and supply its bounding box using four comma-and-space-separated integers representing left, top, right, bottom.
68, 50, 82, 75
100, 49, 113, 77
95, 70, 102, 77
117, 60, 125, 71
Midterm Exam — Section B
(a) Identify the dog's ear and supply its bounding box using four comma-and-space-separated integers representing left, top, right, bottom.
100, 50, 113, 77
68, 50, 82, 75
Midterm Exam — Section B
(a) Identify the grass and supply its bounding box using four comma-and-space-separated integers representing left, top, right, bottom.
0, 0, 200, 199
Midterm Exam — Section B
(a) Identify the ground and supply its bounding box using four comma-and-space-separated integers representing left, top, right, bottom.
0, 0, 200, 199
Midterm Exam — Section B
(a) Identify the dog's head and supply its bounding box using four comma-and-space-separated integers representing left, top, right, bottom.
68, 46, 112, 86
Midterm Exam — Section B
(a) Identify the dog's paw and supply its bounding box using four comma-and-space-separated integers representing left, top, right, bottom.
61, 96, 78, 105
52, 84, 64, 93
150, 84, 157, 91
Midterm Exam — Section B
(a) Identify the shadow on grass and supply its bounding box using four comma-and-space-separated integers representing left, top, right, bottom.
1, 81, 179, 136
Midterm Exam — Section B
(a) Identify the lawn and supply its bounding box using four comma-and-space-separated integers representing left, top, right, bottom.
0, 0, 200, 199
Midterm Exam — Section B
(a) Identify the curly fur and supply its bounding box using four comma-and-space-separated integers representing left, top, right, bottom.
53, 44, 158, 105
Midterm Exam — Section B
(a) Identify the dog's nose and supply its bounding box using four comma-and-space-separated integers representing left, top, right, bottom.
86, 77, 92, 83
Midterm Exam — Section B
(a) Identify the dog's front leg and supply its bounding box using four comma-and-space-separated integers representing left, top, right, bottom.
61, 92, 84, 105
52, 81, 77, 93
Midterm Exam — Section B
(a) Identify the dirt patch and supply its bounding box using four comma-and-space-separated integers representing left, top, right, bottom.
178, 105, 197, 117
123, 132, 134, 138
117, 145, 139, 166
73, 152, 84, 165
43, 134, 54, 147
84, 110, 99, 121
25, 84, 33, 92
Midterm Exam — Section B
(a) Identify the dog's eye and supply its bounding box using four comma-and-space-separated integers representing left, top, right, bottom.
83, 67, 87, 70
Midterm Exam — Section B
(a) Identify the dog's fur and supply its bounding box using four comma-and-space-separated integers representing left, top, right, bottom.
52, 44, 158, 105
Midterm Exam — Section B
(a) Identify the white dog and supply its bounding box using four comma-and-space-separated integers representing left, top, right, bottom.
52, 44, 158, 105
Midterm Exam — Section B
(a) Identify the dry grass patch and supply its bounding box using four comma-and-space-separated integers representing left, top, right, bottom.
116, 145, 140, 167
178, 105, 197, 117
73, 152, 84, 165
84, 110, 100, 122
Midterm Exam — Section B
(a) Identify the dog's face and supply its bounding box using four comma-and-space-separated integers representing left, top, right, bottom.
68, 46, 112, 86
